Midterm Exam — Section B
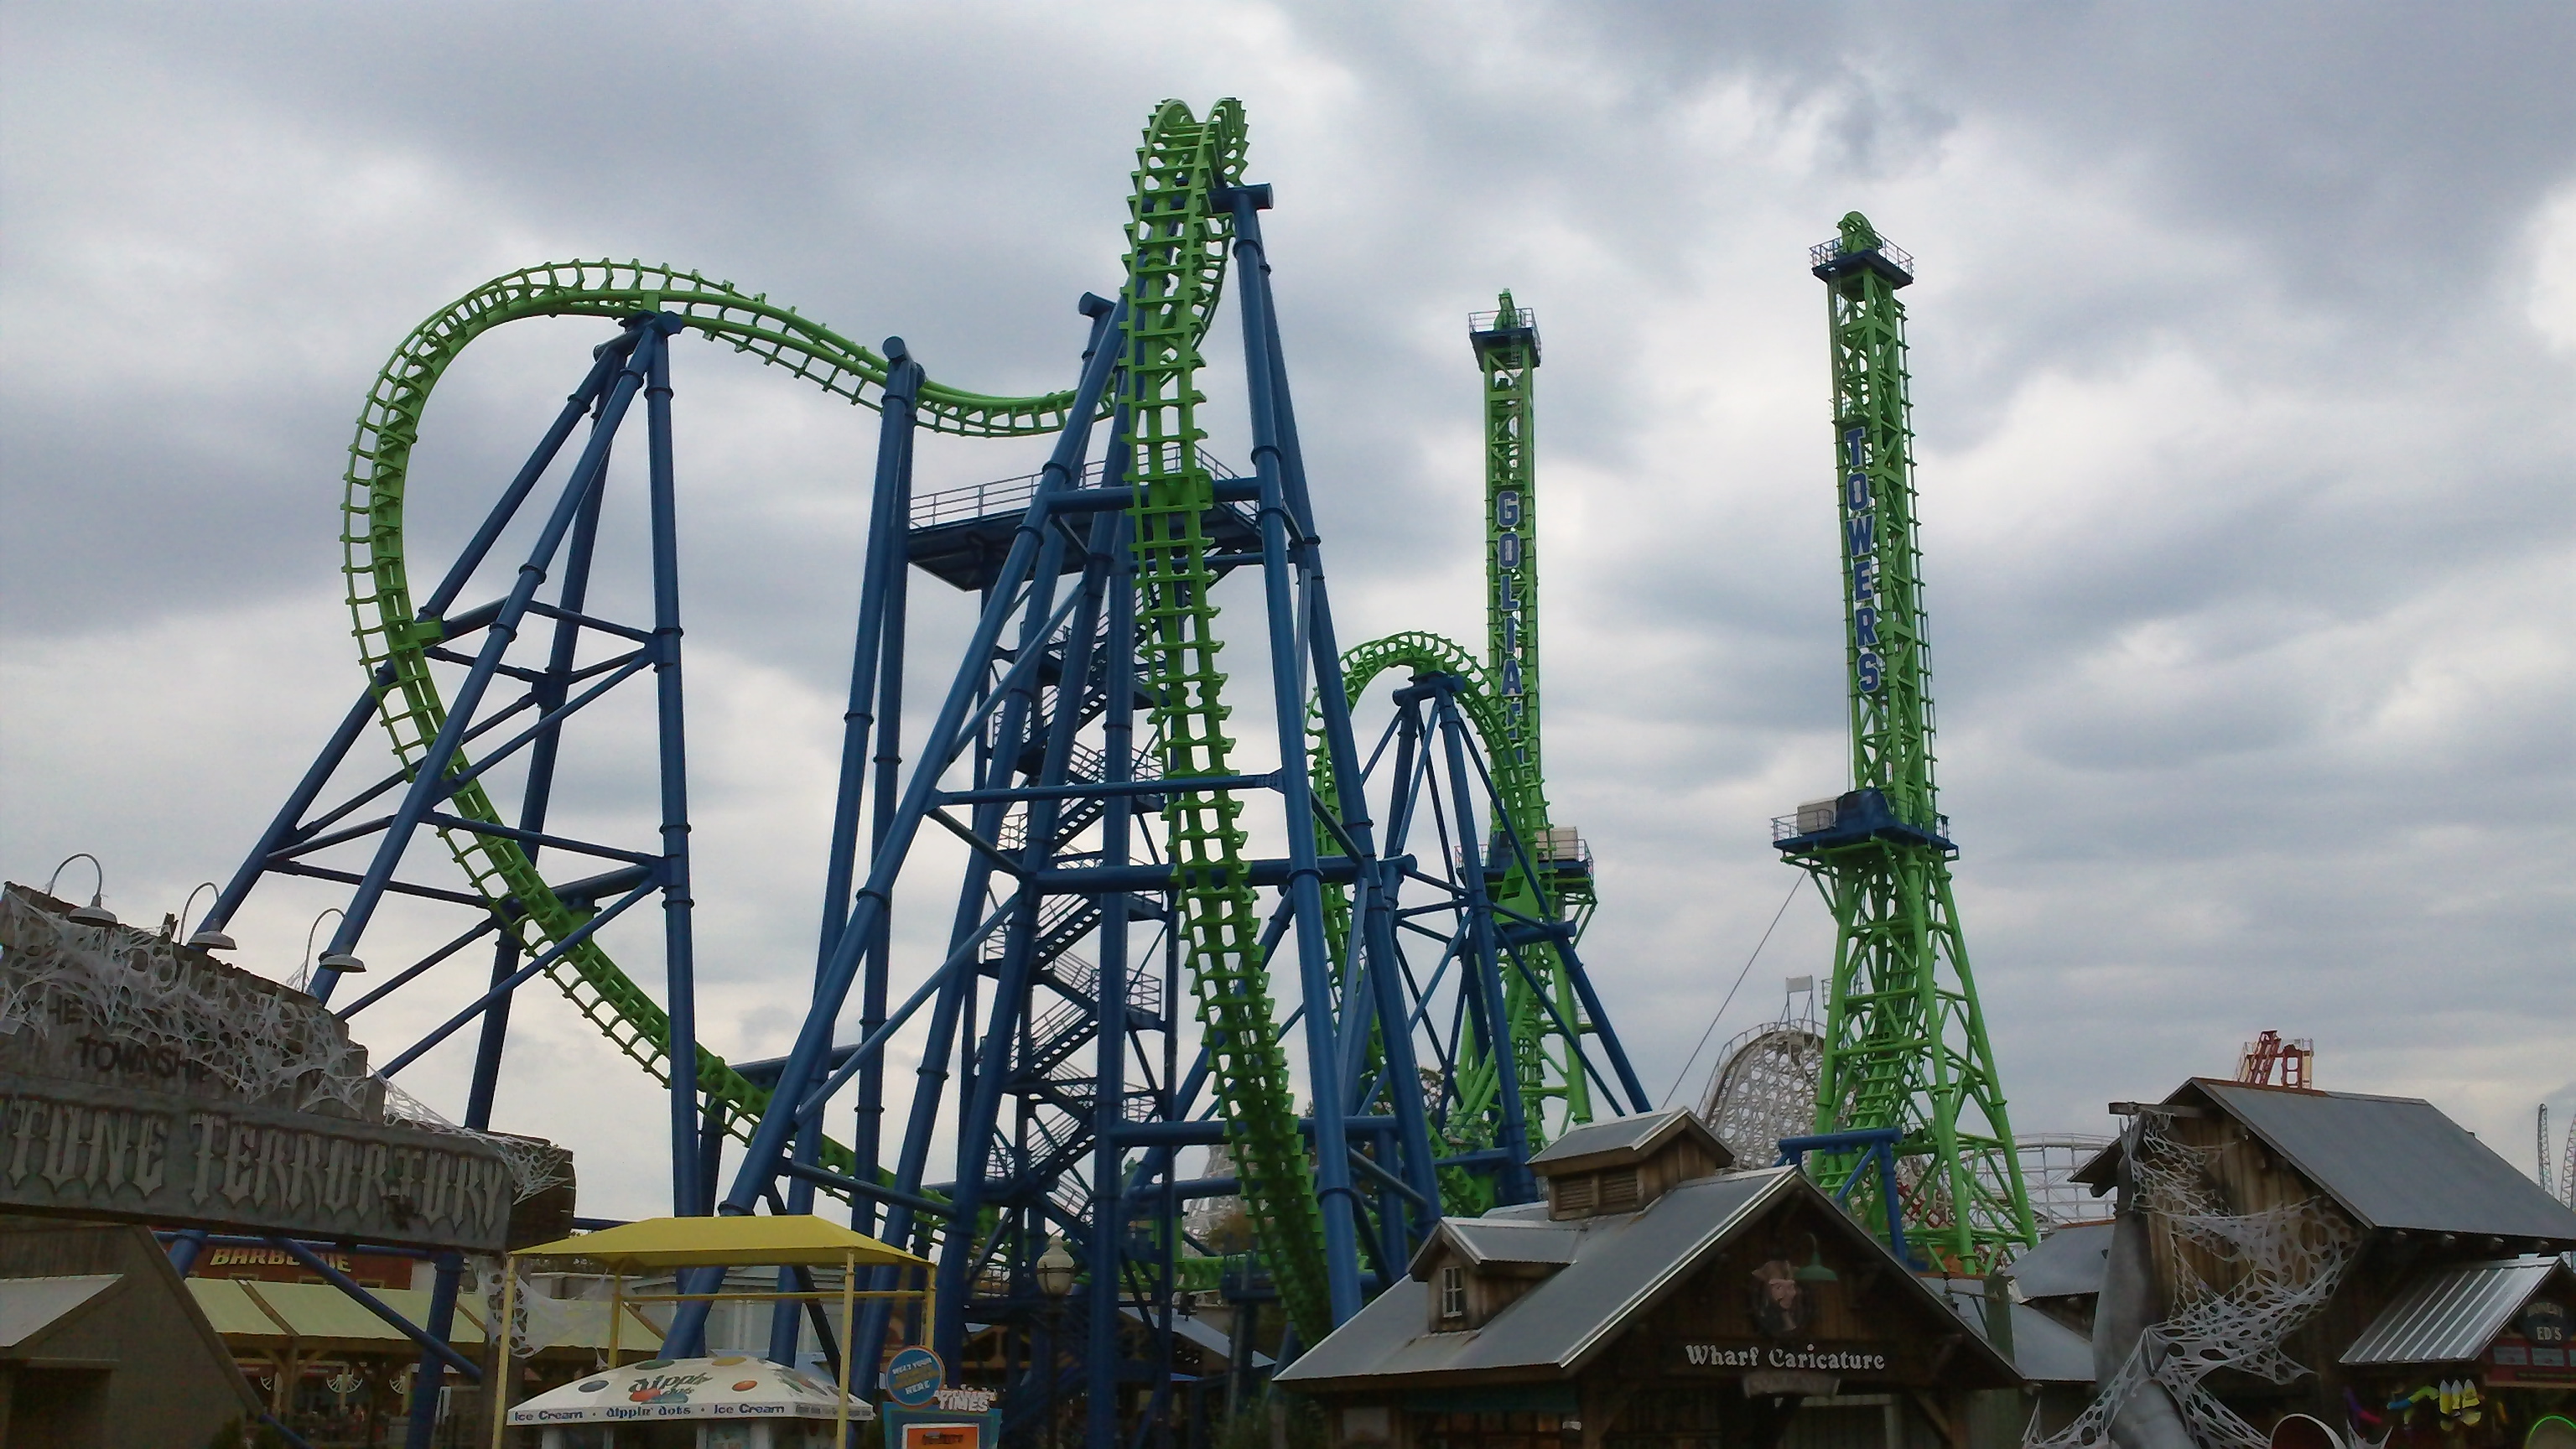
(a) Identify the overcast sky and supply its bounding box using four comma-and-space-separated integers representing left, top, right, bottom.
5, 3, 2571, 1221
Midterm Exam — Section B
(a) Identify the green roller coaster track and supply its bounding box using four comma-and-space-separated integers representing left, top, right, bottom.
1306, 292, 1602, 1204
330, 104, 1326, 1283
329, 98, 1617, 1339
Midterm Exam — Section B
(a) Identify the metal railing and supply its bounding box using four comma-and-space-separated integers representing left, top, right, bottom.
1468, 307, 1540, 335
1771, 804, 1949, 842
1809, 235, 1916, 278
909, 446, 1243, 531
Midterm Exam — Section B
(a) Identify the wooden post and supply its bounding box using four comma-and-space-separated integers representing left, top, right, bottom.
273, 1346, 299, 1417
609, 1273, 622, 1368
838, 1251, 857, 1447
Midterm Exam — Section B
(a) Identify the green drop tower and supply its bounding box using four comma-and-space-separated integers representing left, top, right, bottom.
1773, 213, 2037, 1270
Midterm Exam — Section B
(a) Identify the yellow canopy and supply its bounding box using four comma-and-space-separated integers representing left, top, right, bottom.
512, 1213, 928, 1271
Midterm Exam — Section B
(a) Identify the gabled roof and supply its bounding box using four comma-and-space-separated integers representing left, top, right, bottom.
2075, 1080, 2576, 1247
1525, 1108, 1732, 1176
1408, 1219, 1582, 1276
1277, 1168, 2018, 1392
2341, 1258, 2573, 1367
2005, 1222, 2115, 1301
0, 1275, 122, 1352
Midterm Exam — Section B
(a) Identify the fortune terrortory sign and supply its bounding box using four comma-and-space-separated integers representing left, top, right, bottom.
0, 884, 569, 1252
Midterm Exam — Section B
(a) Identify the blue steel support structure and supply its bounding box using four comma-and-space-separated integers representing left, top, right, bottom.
202, 141, 1647, 1449
193, 313, 719, 1446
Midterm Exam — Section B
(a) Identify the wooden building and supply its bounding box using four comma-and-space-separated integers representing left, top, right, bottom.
1276, 1111, 2021, 1449
0, 1217, 261, 1447
2071, 1078, 2576, 1447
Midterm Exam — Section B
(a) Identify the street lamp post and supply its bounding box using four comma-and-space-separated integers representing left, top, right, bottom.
1036, 1239, 1077, 1449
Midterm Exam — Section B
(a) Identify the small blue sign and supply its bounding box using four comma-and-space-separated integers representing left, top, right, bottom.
884, 1345, 944, 1407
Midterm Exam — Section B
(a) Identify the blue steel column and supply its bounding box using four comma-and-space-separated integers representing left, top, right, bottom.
1228, 185, 1441, 1251
639, 315, 704, 1221
933, 444, 1101, 1363
767, 345, 921, 1368
398, 340, 634, 1449
310, 321, 661, 1002
679, 299, 1124, 1360
1223, 187, 1360, 1324
860, 348, 920, 1245
1085, 506, 1138, 1449
1433, 689, 1536, 1204
200, 341, 631, 942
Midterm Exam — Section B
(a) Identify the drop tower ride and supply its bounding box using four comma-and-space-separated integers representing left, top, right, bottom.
1773, 213, 2037, 1270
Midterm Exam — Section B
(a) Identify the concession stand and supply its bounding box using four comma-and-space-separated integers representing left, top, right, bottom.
495, 1215, 931, 1449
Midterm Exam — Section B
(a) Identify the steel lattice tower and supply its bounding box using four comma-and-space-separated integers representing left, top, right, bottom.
1467, 293, 1596, 1137
1774, 212, 2036, 1270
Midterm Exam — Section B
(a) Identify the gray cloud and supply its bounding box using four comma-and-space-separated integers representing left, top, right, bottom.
5, 1, 2570, 1217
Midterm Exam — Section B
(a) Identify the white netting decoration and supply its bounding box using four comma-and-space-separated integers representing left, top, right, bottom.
2029, 1110, 2358, 1449
471, 1254, 589, 1360
0, 889, 375, 1115
377, 1078, 575, 1203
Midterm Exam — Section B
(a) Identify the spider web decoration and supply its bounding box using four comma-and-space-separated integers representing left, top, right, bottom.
1, 885, 570, 1204
0, 886, 376, 1114
473, 1254, 590, 1359
2030, 1109, 2358, 1449
378, 1078, 574, 1202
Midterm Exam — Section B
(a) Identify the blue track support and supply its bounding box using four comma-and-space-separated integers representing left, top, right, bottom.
313, 321, 662, 1000
166, 1227, 210, 1275
927, 322, 1109, 1370
1228, 181, 1446, 1279
268, 1237, 483, 1381
402, 1254, 465, 1449
1084, 506, 1137, 1449
674, 297, 1126, 1361
1228, 190, 1364, 1327
641, 316, 704, 1218
465, 405, 615, 1128
200, 343, 635, 943
775, 343, 925, 1370
1431, 689, 1537, 1205
1776, 1127, 1918, 1269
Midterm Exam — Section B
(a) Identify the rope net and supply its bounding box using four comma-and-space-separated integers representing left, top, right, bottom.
2030, 1109, 2357, 1449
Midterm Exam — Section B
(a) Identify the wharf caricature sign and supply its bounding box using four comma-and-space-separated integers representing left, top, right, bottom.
1842, 427, 1884, 697
1675, 1343, 1891, 1375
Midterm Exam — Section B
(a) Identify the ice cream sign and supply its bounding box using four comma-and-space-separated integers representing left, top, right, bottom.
506, 1355, 875, 1426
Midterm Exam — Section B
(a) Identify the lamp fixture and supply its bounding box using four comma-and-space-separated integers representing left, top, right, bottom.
179, 882, 235, 951
46, 853, 117, 927
294, 908, 348, 991
1035, 1238, 1078, 1299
